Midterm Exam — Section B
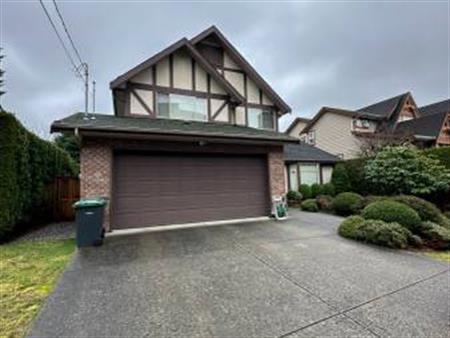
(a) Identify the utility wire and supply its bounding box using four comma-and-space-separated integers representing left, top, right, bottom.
52, 0, 83, 65
38, 0, 83, 80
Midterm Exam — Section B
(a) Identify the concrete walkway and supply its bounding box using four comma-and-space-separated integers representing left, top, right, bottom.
29, 210, 449, 337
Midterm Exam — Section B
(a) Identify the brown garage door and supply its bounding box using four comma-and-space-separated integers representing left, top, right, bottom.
112, 152, 270, 229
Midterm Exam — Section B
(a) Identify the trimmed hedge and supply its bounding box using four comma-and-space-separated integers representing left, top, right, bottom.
332, 192, 364, 216
361, 200, 421, 231
321, 183, 336, 197
331, 159, 368, 195
301, 199, 319, 212
0, 111, 77, 239
338, 216, 418, 249
310, 183, 323, 198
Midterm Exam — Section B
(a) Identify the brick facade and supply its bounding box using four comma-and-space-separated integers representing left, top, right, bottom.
80, 141, 113, 231
79, 138, 285, 230
267, 148, 286, 199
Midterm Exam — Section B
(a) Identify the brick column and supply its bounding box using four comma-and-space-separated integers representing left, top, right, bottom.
80, 141, 113, 231
267, 147, 286, 200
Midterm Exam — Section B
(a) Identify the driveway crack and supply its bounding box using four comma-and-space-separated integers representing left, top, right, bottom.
232, 239, 449, 338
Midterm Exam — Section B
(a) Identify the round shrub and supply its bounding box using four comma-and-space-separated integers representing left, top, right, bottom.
391, 195, 443, 224
338, 217, 414, 249
362, 195, 389, 208
287, 190, 302, 205
299, 184, 312, 199
444, 211, 450, 219
361, 200, 421, 231
416, 221, 450, 250
316, 195, 334, 211
338, 216, 364, 238
321, 183, 336, 196
310, 184, 323, 198
301, 199, 319, 212
332, 192, 364, 216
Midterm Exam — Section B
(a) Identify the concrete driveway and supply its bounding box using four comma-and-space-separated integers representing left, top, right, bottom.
29, 211, 449, 337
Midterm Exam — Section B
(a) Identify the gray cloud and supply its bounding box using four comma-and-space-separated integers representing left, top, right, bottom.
1, 1, 448, 136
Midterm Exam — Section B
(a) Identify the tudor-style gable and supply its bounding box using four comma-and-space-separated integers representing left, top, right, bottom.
109, 26, 291, 131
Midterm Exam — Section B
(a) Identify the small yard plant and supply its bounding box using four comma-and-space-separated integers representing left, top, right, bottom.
0, 239, 75, 338
299, 184, 312, 199
332, 192, 363, 216
287, 190, 302, 206
361, 200, 421, 231
416, 221, 450, 250
391, 195, 446, 225
301, 199, 319, 212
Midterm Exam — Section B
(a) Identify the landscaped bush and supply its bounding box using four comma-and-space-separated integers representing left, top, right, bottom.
287, 190, 302, 205
361, 200, 421, 231
391, 195, 445, 225
301, 199, 319, 212
337, 215, 364, 238
362, 195, 389, 208
310, 183, 323, 198
416, 221, 450, 250
321, 183, 336, 196
332, 192, 364, 216
338, 217, 417, 249
316, 195, 334, 211
331, 163, 351, 194
0, 111, 77, 240
365, 146, 450, 195
444, 211, 450, 220
299, 184, 312, 199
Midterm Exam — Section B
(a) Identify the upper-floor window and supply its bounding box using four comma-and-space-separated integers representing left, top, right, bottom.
352, 118, 371, 129
248, 108, 274, 130
157, 93, 207, 122
299, 131, 315, 145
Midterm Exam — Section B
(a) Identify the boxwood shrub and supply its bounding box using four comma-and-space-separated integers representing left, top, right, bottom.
332, 192, 364, 216
361, 200, 421, 231
299, 184, 312, 199
301, 199, 319, 212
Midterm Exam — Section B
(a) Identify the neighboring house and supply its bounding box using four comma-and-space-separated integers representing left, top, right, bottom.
51, 26, 296, 231
285, 117, 311, 138
284, 143, 340, 192
298, 93, 449, 159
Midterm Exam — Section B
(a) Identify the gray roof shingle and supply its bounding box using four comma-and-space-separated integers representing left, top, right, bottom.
284, 143, 341, 163
395, 111, 448, 138
357, 92, 409, 119
420, 99, 450, 116
51, 113, 298, 143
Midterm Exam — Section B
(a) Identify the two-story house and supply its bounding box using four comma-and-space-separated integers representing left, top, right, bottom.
51, 26, 297, 231
288, 92, 449, 159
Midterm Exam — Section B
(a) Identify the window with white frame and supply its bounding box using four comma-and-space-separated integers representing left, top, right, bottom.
299, 164, 320, 185
306, 131, 315, 145
157, 93, 207, 122
248, 108, 274, 130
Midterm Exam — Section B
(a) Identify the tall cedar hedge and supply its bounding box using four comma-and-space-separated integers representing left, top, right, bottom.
0, 111, 77, 239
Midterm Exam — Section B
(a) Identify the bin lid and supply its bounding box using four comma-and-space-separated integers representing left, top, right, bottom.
74, 198, 106, 208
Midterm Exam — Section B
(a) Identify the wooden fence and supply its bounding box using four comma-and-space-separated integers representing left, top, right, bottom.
47, 176, 80, 221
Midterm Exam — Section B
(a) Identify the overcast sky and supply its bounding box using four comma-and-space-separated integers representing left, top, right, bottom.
1, 1, 449, 137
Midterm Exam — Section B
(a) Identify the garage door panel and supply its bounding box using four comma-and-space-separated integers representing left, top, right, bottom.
113, 153, 269, 229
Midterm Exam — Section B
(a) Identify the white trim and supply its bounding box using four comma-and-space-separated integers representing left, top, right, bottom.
106, 217, 271, 237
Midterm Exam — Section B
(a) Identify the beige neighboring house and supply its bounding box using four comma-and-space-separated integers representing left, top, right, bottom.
290, 93, 449, 159
51, 26, 297, 232
285, 117, 311, 138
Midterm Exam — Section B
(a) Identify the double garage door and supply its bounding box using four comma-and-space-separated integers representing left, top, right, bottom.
112, 152, 270, 229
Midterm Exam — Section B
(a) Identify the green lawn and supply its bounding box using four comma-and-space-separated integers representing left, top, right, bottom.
425, 250, 450, 263
0, 239, 75, 338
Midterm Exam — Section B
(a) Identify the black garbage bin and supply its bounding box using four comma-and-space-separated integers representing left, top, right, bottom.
74, 198, 107, 247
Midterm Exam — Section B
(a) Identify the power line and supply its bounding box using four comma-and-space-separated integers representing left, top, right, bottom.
38, 0, 83, 80
52, 0, 83, 65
